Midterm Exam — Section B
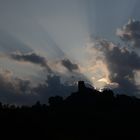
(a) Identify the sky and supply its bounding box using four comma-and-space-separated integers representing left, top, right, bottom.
0, 0, 140, 105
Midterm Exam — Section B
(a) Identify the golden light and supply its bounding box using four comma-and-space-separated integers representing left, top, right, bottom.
98, 78, 110, 85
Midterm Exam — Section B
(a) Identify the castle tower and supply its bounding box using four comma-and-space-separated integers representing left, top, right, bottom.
78, 81, 86, 92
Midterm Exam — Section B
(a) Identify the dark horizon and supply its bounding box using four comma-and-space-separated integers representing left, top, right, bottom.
0, 81, 139, 138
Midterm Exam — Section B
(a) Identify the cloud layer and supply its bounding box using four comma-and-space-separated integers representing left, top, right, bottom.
88, 19, 140, 95
95, 39, 140, 93
0, 69, 78, 105
0, 51, 88, 105
0, 69, 37, 105
117, 19, 140, 47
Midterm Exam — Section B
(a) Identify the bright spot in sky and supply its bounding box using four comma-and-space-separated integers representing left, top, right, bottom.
98, 78, 110, 85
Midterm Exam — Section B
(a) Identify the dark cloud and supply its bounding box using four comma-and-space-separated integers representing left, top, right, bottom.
33, 75, 77, 103
0, 52, 89, 105
0, 70, 37, 105
61, 59, 79, 72
10, 52, 52, 73
10, 52, 88, 86
90, 39, 140, 95
0, 69, 78, 105
117, 19, 140, 47
0, 69, 89, 105
59, 58, 89, 83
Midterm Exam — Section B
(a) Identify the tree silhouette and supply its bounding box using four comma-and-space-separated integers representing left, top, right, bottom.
48, 96, 63, 107
0, 81, 139, 138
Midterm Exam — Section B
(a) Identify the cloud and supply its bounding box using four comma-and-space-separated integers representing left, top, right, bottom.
10, 53, 88, 83
116, 19, 140, 47
10, 52, 52, 73
0, 51, 89, 105
60, 59, 79, 72
0, 69, 78, 105
0, 69, 37, 105
0, 52, 88, 105
33, 75, 77, 103
88, 38, 140, 95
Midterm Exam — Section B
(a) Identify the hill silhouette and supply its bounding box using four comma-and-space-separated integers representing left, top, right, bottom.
0, 81, 140, 139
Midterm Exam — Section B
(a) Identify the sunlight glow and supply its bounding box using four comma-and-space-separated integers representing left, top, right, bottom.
98, 78, 110, 85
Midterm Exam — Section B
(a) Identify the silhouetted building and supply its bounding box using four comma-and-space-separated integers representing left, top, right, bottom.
78, 81, 86, 92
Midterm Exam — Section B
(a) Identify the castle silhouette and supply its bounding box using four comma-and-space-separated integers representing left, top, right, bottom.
0, 80, 139, 139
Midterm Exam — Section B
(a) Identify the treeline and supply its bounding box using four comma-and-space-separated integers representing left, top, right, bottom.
0, 81, 140, 138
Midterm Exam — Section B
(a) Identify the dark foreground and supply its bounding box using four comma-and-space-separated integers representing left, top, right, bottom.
0, 81, 140, 139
